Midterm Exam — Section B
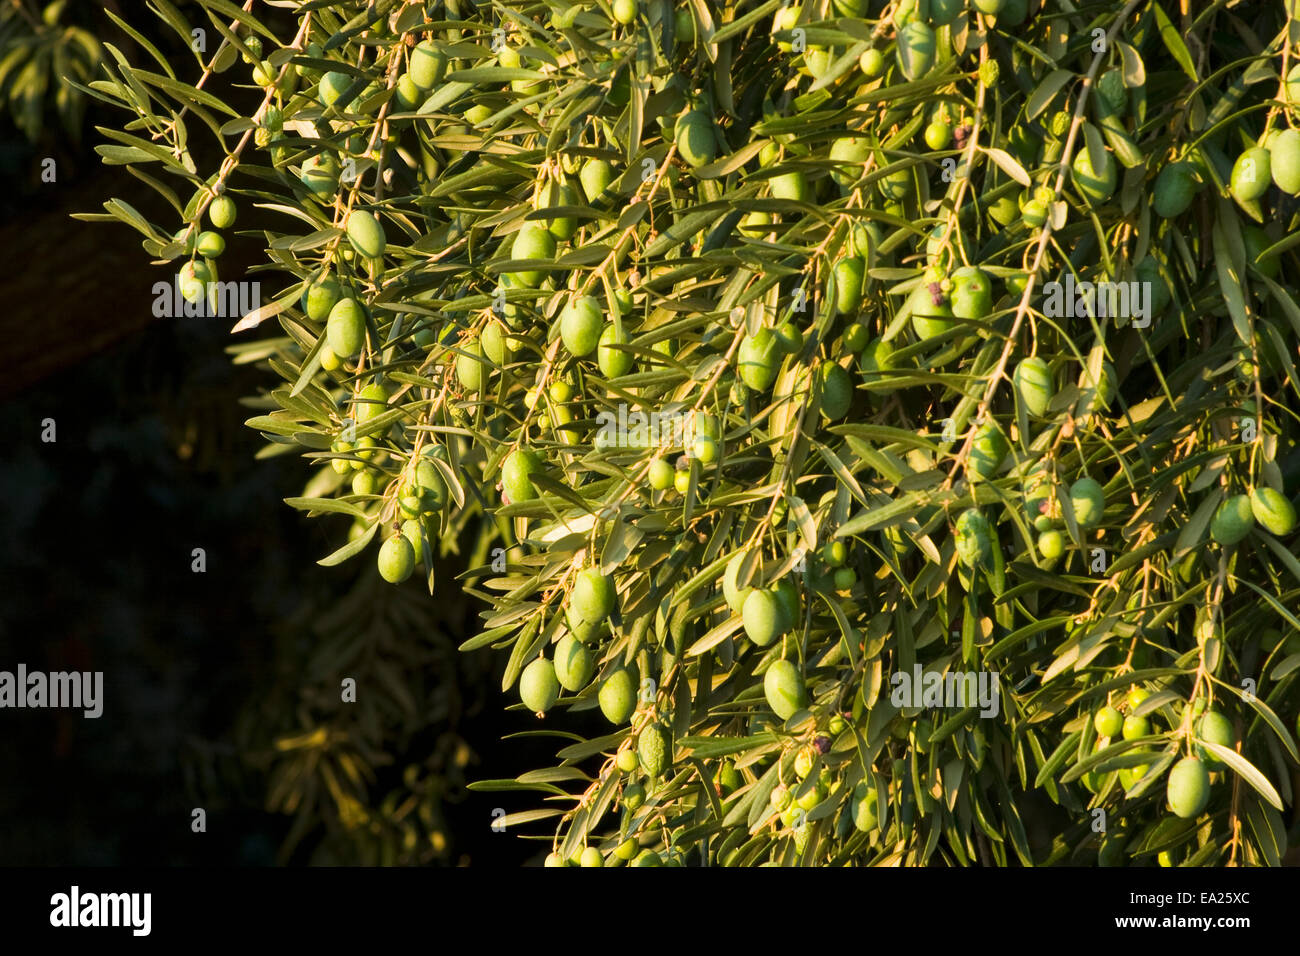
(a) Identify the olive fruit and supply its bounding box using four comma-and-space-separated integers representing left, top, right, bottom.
1152, 161, 1199, 218
1122, 714, 1149, 740
772, 578, 800, 631
481, 319, 513, 367
924, 122, 952, 151
354, 381, 389, 423
692, 435, 718, 463
351, 469, 377, 497
764, 659, 806, 720
1071, 146, 1117, 205
877, 166, 911, 202
1014, 357, 1053, 417
1229, 147, 1271, 204
571, 568, 616, 623
770, 783, 792, 811
598, 325, 633, 378
553, 634, 595, 691
986, 193, 1018, 227
723, 551, 756, 614
949, 267, 992, 320
1069, 477, 1105, 529
520, 657, 560, 714
565, 604, 601, 644
638, 724, 668, 778
909, 270, 953, 340
772, 4, 801, 50
718, 762, 743, 795
409, 40, 445, 90
1197, 711, 1233, 767
742, 588, 785, 647
208, 195, 237, 229
303, 277, 342, 321
647, 457, 674, 490
795, 779, 825, 812
1119, 764, 1151, 791
631, 849, 662, 867
317, 71, 351, 109
1210, 493, 1254, 546
400, 517, 425, 553
860, 337, 894, 384
300, 152, 339, 197
831, 0, 867, 15
769, 170, 809, 202
775, 321, 804, 354
502, 448, 543, 502
954, 508, 993, 567
455, 341, 487, 391
464, 104, 493, 126
828, 138, 871, 189
616, 749, 638, 773
859, 48, 883, 77
737, 328, 782, 391
579, 158, 615, 203
623, 782, 646, 812
579, 846, 604, 867
896, 21, 935, 82
851, 782, 879, 832
1021, 199, 1047, 228
800, 45, 832, 79
1270, 128, 1300, 193
346, 209, 385, 259
326, 297, 366, 359
378, 534, 415, 584
832, 256, 865, 314
676, 109, 718, 168
1037, 530, 1064, 560
560, 295, 603, 357
598, 665, 638, 724
541, 180, 581, 242
191, 230, 223, 259
1166, 756, 1210, 819
842, 322, 869, 353
1094, 706, 1123, 738
968, 422, 1008, 481
393, 72, 421, 111
818, 362, 853, 420
178, 260, 214, 305
508, 223, 556, 287
1250, 487, 1296, 536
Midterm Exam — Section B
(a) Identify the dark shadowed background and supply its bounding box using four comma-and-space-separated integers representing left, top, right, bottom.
0, 0, 565, 867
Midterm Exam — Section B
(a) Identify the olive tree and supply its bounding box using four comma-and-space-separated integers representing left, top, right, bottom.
91, 0, 1300, 866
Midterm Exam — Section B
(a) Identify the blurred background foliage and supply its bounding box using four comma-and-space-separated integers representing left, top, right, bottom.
0, 0, 102, 145
0, 0, 532, 866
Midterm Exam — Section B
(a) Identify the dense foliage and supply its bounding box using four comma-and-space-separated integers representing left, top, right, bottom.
92, 0, 1300, 866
